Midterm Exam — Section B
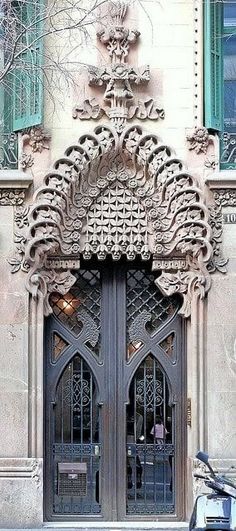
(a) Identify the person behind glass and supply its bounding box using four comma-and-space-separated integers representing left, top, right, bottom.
150, 416, 168, 443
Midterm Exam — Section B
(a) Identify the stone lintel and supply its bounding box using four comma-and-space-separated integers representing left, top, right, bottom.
206, 171, 236, 190
0, 170, 33, 189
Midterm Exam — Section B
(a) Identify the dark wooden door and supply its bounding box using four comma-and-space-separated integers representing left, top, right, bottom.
44, 262, 185, 521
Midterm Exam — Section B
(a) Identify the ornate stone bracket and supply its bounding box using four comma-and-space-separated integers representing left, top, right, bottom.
0, 171, 32, 205
205, 177, 236, 274
207, 204, 228, 274
9, 123, 214, 317
22, 126, 51, 153
19, 126, 51, 172
186, 127, 213, 154
73, 2, 164, 132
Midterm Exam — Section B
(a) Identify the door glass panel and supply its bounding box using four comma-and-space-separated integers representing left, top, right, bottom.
53, 355, 101, 515
53, 332, 69, 361
127, 269, 179, 360
159, 333, 176, 362
126, 354, 174, 515
45, 263, 183, 520
50, 270, 101, 357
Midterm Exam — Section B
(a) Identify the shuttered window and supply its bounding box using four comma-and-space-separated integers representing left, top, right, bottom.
204, 0, 223, 131
204, 1, 236, 168
221, 2, 236, 168
12, 0, 44, 131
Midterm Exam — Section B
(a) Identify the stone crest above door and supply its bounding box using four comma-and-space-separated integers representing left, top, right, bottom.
10, 124, 213, 318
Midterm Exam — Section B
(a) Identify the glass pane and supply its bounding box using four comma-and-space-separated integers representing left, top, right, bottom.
126, 354, 174, 515
224, 35, 236, 129
221, 35, 236, 166
224, 2, 236, 27
53, 355, 101, 515
50, 270, 101, 356
53, 332, 69, 361
126, 270, 179, 360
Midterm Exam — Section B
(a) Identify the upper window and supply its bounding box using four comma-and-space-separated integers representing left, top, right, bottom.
204, 0, 236, 169
0, 1, 44, 169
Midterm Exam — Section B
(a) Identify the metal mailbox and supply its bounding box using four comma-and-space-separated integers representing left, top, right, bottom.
58, 462, 87, 496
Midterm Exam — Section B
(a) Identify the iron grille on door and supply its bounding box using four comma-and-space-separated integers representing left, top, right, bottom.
44, 263, 185, 521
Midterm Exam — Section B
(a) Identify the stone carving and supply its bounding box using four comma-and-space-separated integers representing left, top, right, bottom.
0, 190, 26, 205
187, 127, 212, 154
154, 269, 208, 318
214, 189, 236, 207
207, 205, 228, 274
73, 97, 164, 125
19, 152, 34, 170
10, 123, 213, 317
72, 98, 105, 120
45, 257, 80, 269
22, 126, 51, 153
204, 156, 217, 171
73, 2, 164, 132
29, 269, 77, 316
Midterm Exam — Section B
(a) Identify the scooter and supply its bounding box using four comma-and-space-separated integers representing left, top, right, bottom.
189, 451, 236, 531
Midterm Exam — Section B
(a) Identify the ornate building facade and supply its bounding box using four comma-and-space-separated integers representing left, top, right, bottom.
0, 0, 235, 527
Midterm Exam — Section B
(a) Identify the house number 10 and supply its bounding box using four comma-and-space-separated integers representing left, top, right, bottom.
223, 213, 236, 224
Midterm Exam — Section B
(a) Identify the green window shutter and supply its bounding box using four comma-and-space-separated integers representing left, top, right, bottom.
204, 0, 223, 131
12, 0, 44, 131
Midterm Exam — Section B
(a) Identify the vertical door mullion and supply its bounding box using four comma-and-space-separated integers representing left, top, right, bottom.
116, 265, 127, 520
101, 265, 118, 520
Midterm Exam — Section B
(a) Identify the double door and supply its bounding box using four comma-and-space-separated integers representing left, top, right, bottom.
44, 262, 185, 521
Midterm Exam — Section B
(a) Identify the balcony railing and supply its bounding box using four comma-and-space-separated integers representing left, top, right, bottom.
220, 131, 236, 169
0, 132, 18, 170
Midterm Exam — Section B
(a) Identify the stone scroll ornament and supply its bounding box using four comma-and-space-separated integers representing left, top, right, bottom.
72, 2, 164, 133
9, 124, 213, 317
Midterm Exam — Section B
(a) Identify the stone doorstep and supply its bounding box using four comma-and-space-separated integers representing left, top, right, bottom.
0, 525, 189, 531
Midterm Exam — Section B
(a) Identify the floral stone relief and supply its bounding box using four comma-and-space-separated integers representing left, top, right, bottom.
9, 123, 215, 318
187, 127, 212, 155
73, 2, 164, 132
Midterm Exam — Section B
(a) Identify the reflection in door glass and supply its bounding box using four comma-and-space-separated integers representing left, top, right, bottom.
126, 354, 175, 515
126, 270, 179, 360
50, 269, 101, 357
53, 355, 101, 515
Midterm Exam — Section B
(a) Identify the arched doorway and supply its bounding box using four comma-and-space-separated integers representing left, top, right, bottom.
44, 260, 185, 521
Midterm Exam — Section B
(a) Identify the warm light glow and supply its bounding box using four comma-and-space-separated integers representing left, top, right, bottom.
60, 294, 81, 315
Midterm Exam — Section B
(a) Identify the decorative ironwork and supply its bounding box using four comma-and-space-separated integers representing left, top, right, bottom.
127, 270, 179, 358
52, 354, 101, 515
63, 373, 91, 412
0, 132, 18, 169
136, 375, 163, 410
45, 264, 183, 519
126, 354, 175, 515
220, 131, 236, 168
50, 270, 101, 356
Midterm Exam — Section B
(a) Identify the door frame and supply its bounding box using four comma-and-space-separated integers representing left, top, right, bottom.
43, 261, 187, 522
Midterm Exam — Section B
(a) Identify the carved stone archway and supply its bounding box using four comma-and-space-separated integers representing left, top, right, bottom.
11, 124, 213, 318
